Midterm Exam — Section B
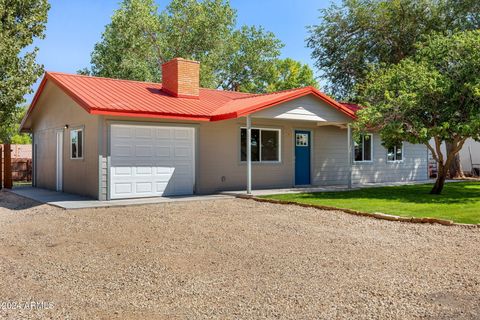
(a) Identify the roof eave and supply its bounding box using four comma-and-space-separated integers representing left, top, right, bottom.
90, 109, 211, 121
20, 72, 95, 132
19, 75, 49, 132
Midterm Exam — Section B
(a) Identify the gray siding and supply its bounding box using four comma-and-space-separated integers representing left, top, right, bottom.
313, 126, 429, 185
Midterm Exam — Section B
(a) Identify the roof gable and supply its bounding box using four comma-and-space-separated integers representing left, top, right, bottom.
252, 94, 353, 123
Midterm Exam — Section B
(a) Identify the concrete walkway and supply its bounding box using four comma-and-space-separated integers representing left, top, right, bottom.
7, 187, 232, 210
221, 179, 444, 196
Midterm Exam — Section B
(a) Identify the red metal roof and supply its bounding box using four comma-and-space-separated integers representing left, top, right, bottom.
22, 72, 356, 129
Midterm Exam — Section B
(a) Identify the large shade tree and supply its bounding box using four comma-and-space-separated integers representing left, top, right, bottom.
266, 58, 318, 93
0, 0, 49, 142
355, 31, 480, 194
307, 0, 480, 100
82, 0, 314, 93
79, 0, 310, 92
215, 25, 283, 92
84, 0, 236, 86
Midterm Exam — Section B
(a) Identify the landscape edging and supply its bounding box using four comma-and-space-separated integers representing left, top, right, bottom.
237, 195, 479, 228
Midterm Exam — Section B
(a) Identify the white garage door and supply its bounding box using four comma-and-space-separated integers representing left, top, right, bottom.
110, 124, 195, 199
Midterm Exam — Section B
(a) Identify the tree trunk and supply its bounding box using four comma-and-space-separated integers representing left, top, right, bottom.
446, 141, 465, 178
430, 163, 447, 195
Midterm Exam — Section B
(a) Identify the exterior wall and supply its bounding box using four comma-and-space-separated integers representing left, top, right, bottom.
99, 116, 429, 196
312, 126, 350, 185
100, 116, 319, 195
29, 82, 100, 198
352, 135, 429, 184
313, 126, 429, 185
196, 118, 319, 193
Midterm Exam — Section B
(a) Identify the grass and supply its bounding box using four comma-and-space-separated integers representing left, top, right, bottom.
13, 181, 32, 187
261, 182, 480, 224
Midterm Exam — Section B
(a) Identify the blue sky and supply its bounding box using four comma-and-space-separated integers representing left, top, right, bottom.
28, 0, 338, 102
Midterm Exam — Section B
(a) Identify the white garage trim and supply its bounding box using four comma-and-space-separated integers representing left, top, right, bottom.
108, 122, 196, 199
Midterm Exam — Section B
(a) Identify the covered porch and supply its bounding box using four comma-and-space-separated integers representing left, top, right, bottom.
241, 93, 356, 195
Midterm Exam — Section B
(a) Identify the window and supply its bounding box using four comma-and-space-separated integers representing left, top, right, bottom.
387, 143, 403, 162
295, 133, 309, 146
70, 128, 83, 159
354, 134, 373, 162
241, 128, 280, 162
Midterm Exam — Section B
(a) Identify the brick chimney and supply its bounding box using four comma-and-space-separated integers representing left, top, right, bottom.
161, 58, 200, 99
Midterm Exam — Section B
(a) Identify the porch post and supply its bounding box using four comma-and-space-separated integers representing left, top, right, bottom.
246, 115, 252, 195
347, 124, 352, 189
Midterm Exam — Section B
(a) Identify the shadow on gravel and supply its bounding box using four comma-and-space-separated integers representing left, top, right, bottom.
0, 190, 42, 211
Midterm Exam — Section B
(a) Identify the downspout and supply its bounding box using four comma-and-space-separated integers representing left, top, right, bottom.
246, 115, 252, 195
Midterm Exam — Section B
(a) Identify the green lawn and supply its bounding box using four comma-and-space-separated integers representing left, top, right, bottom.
261, 182, 480, 224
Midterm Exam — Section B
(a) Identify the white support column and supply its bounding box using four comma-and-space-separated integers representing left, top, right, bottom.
246, 115, 252, 195
347, 123, 353, 189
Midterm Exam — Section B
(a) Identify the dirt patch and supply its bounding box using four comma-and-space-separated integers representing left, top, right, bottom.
0, 191, 479, 319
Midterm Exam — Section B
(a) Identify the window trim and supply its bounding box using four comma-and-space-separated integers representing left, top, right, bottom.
70, 127, 84, 160
353, 133, 373, 163
240, 127, 282, 163
386, 143, 404, 163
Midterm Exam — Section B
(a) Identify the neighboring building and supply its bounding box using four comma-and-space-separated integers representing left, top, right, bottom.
0, 144, 32, 159
460, 139, 480, 175
428, 139, 480, 177
20, 58, 429, 200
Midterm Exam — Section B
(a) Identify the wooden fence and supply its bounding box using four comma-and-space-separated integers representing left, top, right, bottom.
1, 144, 32, 185
11, 159, 32, 181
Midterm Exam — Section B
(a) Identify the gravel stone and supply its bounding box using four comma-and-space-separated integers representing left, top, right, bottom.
0, 191, 479, 319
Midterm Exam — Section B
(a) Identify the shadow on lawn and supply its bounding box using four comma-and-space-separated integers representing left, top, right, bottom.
297, 182, 480, 205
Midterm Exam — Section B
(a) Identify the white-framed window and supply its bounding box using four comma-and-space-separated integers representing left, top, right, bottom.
70, 128, 84, 159
354, 134, 373, 162
240, 127, 281, 162
387, 143, 403, 162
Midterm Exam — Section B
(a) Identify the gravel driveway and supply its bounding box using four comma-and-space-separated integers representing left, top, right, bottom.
0, 191, 479, 319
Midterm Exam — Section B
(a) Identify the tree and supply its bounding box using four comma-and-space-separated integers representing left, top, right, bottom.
266, 58, 318, 93
355, 31, 480, 194
85, 0, 236, 87
0, 0, 49, 142
1, 106, 32, 144
215, 26, 283, 92
87, 0, 162, 82
307, 0, 480, 100
83, 0, 286, 92
159, 0, 236, 87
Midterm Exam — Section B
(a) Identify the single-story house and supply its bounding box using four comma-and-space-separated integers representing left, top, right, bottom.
20, 58, 428, 200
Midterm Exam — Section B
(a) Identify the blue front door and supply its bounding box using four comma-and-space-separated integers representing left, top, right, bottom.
295, 130, 311, 185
